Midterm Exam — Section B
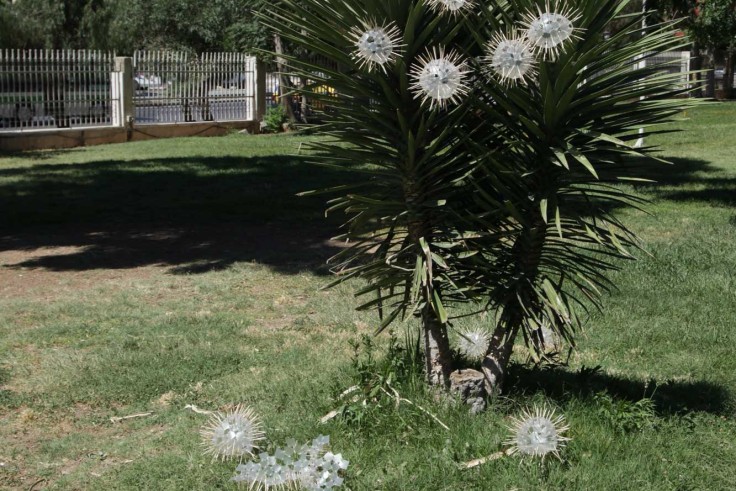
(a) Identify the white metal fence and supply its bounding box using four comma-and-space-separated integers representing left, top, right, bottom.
0, 50, 116, 130
645, 51, 692, 89
132, 51, 257, 124
0, 49, 698, 134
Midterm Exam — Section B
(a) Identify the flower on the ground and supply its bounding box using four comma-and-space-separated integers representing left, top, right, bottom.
486, 32, 537, 85
349, 20, 403, 72
522, 2, 581, 58
200, 405, 265, 461
233, 435, 349, 490
426, 0, 475, 15
506, 405, 570, 459
410, 47, 469, 108
457, 328, 491, 361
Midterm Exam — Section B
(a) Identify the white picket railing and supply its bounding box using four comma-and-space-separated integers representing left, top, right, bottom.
0, 48, 695, 134
0, 49, 116, 131
132, 51, 257, 124
0, 49, 263, 133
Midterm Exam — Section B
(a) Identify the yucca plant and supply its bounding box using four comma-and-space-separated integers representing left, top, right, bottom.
457, 0, 698, 393
265, 0, 697, 394
265, 0, 485, 387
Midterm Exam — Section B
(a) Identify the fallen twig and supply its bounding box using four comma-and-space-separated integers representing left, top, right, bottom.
320, 409, 341, 424
28, 478, 47, 491
461, 448, 514, 469
319, 386, 361, 424
382, 385, 450, 431
184, 404, 215, 415
109, 412, 153, 424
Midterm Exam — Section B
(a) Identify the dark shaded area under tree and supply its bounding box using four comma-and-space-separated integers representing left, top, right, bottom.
0, 150, 363, 275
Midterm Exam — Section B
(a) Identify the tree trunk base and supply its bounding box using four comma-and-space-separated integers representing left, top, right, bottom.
422, 308, 452, 389
450, 369, 487, 414
481, 324, 519, 396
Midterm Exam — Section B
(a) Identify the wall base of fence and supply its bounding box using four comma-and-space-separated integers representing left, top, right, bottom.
0, 121, 261, 152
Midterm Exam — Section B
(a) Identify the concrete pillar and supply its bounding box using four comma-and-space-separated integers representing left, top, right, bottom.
111, 57, 134, 128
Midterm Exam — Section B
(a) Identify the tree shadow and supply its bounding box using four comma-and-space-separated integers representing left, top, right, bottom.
506, 363, 731, 416
630, 156, 736, 207
0, 152, 363, 275
628, 156, 716, 186
562, 155, 733, 214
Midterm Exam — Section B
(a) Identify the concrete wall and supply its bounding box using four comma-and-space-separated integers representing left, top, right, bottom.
0, 121, 260, 152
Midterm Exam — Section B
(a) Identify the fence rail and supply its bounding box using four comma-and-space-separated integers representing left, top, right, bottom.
0, 49, 116, 131
132, 51, 257, 124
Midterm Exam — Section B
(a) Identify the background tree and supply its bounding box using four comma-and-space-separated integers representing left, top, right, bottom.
0, 0, 269, 53
690, 0, 736, 97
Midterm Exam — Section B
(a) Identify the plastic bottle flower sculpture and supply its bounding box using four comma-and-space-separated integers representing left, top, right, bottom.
457, 328, 492, 362
349, 20, 403, 72
523, 2, 581, 58
200, 405, 265, 461
506, 405, 570, 459
487, 32, 537, 85
410, 48, 469, 108
426, 0, 475, 15
233, 435, 349, 490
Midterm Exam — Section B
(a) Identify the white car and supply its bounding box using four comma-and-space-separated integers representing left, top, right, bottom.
134, 73, 164, 91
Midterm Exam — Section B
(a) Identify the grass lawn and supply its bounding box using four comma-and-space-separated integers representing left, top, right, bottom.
1, 105, 735, 490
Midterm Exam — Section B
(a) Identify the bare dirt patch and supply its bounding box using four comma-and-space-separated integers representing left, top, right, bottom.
0, 222, 342, 301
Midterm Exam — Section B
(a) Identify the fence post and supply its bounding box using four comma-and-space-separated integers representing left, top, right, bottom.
112, 57, 134, 128
682, 51, 691, 90
255, 59, 266, 127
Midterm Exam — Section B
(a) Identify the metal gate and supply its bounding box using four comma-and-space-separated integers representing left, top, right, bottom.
132, 51, 257, 124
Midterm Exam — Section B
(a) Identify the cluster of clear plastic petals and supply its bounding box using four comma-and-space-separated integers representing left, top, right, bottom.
232, 435, 349, 490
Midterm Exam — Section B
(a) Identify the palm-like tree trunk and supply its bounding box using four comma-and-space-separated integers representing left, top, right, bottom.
422, 306, 452, 387
482, 213, 547, 395
407, 191, 452, 388
273, 33, 296, 123
482, 314, 521, 396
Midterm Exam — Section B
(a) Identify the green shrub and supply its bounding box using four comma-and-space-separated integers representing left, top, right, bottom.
263, 104, 287, 133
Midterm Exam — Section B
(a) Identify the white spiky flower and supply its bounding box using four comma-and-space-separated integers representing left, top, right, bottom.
426, 0, 475, 15
522, 1, 582, 59
200, 405, 265, 461
349, 20, 403, 72
457, 328, 491, 361
506, 405, 570, 459
409, 47, 469, 108
486, 32, 537, 85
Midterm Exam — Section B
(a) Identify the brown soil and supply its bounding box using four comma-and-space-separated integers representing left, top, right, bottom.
0, 222, 342, 301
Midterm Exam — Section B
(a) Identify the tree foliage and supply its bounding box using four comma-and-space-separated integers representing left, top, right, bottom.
691, 0, 736, 49
0, 0, 274, 54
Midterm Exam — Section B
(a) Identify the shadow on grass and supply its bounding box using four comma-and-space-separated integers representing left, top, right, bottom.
561, 156, 734, 214
0, 152, 363, 275
506, 363, 730, 415
632, 156, 736, 207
